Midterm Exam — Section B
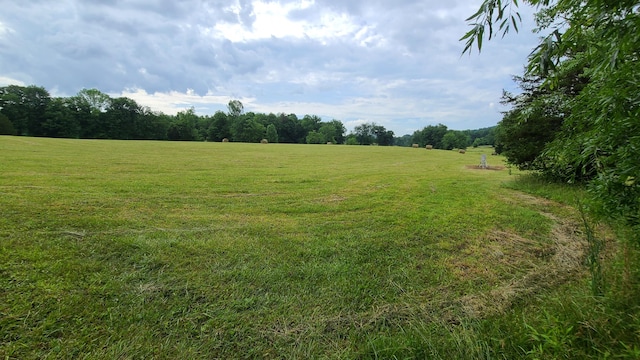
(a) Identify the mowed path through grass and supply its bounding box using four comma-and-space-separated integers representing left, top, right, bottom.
0, 136, 579, 358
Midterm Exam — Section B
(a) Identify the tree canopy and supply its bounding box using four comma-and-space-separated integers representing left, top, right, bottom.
463, 0, 640, 227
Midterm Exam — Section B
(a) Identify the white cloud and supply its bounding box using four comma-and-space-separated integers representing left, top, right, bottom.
211, 0, 381, 46
0, 76, 25, 87
117, 88, 255, 115
0, 0, 544, 135
0, 21, 14, 37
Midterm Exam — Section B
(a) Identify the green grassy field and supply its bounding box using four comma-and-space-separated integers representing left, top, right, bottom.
0, 136, 610, 358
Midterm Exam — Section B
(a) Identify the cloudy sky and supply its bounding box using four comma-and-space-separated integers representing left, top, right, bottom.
0, 0, 540, 135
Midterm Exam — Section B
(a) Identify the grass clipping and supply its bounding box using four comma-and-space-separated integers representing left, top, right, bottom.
455, 193, 587, 319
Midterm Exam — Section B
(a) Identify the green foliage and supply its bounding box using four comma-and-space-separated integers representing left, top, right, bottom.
351, 122, 394, 146
303, 120, 345, 145
318, 120, 346, 144
68, 89, 110, 138
0, 113, 17, 135
375, 127, 395, 146
469, 126, 496, 147
0, 85, 50, 136
572, 59, 640, 227
42, 97, 80, 138
301, 114, 322, 134
345, 134, 359, 145
524, 312, 576, 358
501, 174, 640, 358
463, 0, 640, 228
167, 108, 199, 141
305, 130, 325, 144
441, 130, 471, 150
394, 134, 413, 147
265, 123, 278, 143
352, 122, 376, 145
76, 88, 111, 113
273, 113, 303, 143
206, 111, 231, 142
230, 113, 266, 143
412, 123, 448, 148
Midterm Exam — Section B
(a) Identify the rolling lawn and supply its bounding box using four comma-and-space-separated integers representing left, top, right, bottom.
0, 136, 589, 358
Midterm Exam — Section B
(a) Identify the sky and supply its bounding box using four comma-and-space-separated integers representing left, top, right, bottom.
0, 0, 541, 135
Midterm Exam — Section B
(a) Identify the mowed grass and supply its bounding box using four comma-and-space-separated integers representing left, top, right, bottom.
0, 136, 576, 358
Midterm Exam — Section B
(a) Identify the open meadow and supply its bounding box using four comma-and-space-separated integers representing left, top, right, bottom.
0, 136, 602, 358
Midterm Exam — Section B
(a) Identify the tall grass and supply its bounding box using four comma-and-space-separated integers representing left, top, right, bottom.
501, 172, 640, 359
0, 137, 637, 358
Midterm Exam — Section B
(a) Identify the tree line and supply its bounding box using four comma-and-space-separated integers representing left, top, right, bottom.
0, 86, 347, 144
0, 85, 497, 147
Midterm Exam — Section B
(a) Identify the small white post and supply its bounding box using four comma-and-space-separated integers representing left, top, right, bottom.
480, 154, 487, 169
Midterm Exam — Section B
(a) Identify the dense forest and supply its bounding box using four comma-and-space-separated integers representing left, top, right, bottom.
0, 85, 495, 148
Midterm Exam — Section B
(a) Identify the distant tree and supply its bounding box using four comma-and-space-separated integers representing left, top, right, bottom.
469, 126, 496, 147
68, 88, 112, 138
441, 130, 470, 150
374, 125, 394, 146
353, 123, 376, 145
231, 114, 266, 143
345, 134, 359, 145
207, 111, 231, 141
0, 85, 51, 136
153, 113, 172, 140
0, 113, 16, 135
351, 122, 394, 145
275, 113, 304, 143
138, 107, 170, 140
100, 97, 144, 139
0, 86, 27, 135
168, 108, 200, 141
195, 115, 212, 141
412, 124, 448, 148
495, 74, 571, 170
264, 113, 278, 129
394, 134, 413, 147
318, 120, 345, 144
266, 123, 278, 143
41, 97, 80, 138
301, 115, 322, 134
327, 120, 346, 144
77, 88, 111, 112
306, 130, 325, 144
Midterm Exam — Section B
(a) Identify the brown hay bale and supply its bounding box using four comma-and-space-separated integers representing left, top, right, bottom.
222, 138, 229, 142
261, 139, 269, 144
459, 149, 466, 154
327, 142, 333, 145
425, 145, 433, 150
491, 152, 498, 156
412, 143, 419, 148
